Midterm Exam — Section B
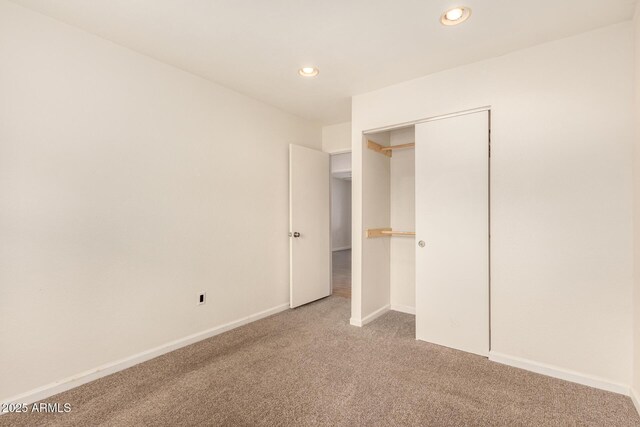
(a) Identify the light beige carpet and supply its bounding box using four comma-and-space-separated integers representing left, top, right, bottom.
2, 296, 639, 426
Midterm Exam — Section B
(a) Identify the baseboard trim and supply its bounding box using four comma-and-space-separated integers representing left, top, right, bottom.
488, 351, 629, 395
631, 388, 640, 416
390, 304, 416, 315
1, 303, 290, 407
332, 246, 351, 252
349, 305, 391, 328
362, 305, 391, 326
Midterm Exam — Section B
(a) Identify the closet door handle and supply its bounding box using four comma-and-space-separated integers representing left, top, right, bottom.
418, 240, 425, 248
293, 232, 301, 238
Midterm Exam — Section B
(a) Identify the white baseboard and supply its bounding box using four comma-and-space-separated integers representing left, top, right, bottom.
631, 388, 640, 416
332, 246, 351, 252
390, 304, 416, 315
350, 305, 391, 327
362, 305, 391, 326
488, 351, 629, 395
1, 303, 290, 407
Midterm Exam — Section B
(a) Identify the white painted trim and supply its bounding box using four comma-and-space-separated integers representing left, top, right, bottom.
349, 317, 363, 327
362, 305, 391, 325
332, 246, 351, 252
350, 304, 391, 327
362, 106, 492, 134
327, 149, 352, 155
331, 168, 352, 175
631, 388, 640, 416
1, 303, 290, 407
489, 351, 629, 395
390, 304, 416, 315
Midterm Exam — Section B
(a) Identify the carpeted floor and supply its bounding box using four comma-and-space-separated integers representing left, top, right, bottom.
2, 296, 639, 426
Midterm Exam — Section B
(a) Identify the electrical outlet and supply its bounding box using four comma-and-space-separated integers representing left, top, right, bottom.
198, 292, 206, 305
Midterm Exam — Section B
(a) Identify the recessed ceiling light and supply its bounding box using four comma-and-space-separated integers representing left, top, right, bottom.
441, 7, 471, 26
298, 67, 319, 77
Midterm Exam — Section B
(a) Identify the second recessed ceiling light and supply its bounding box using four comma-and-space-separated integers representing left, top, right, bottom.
441, 7, 471, 26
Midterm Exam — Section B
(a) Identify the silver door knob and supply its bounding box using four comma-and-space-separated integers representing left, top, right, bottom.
293, 232, 301, 238
418, 240, 425, 248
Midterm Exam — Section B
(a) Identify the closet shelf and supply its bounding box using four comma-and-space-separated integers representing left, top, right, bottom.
366, 228, 416, 238
367, 140, 415, 158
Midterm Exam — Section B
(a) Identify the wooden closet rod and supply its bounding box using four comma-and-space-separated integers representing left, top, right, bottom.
366, 228, 416, 238
367, 140, 415, 158
381, 143, 415, 151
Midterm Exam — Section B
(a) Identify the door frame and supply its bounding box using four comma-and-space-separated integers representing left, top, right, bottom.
361, 106, 491, 351
329, 150, 352, 298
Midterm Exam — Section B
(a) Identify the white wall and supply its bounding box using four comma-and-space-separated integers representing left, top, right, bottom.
352, 23, 634, 389
0, 0, 321, 400
322, 122, 351, 153
331, 178, 352, 251
356, 132, 391, 321
633, 2, 640, 405
390, 128, 415, 313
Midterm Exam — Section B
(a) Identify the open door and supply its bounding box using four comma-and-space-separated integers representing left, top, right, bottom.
289, 144, 331, 308
415, 111, 490, 356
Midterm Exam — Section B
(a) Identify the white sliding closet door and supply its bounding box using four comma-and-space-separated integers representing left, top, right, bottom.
415, 111, 489, 356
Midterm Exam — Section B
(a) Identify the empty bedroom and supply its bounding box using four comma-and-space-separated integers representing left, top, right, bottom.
2, 0, 640, 425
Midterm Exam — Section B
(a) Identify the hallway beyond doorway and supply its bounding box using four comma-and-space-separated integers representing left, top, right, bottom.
332, 249, 351, 299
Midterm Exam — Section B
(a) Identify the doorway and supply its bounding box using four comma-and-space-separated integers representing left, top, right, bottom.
330, 152, 352, 299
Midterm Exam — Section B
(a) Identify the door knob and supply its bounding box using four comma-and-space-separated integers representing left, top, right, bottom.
293, 232, 301, 238
418, 240, 425, 248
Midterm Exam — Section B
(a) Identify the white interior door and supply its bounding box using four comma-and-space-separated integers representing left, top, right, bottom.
415, 111, 489, 356
290, 144, 331, 308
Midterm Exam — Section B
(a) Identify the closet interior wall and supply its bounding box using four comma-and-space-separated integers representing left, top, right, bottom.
360, 127, 416, 320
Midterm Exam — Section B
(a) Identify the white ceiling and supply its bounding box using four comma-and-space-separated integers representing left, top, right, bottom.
11, 0, 637, 124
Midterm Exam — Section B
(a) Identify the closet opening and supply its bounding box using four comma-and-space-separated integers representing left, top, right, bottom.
330, 152, 352, 299
363, 126, 417, 316
359, 108, 491, 357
